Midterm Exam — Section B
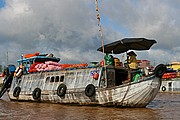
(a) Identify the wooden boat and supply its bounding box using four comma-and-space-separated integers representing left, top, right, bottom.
1, 38, 166, 107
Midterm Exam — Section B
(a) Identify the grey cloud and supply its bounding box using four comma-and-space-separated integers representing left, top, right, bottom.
0, 0, 106, 66
102, 0, 180, 64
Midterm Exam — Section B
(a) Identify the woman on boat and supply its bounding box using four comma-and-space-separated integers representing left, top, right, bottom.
123, 51, 138, 83
127, 51, 138, 69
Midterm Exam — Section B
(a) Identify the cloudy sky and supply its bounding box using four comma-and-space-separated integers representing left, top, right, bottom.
0, 0, 180, 67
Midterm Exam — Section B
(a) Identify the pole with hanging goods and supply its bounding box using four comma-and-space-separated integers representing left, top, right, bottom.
95, 0, 105, 54
95, 0, 107, 87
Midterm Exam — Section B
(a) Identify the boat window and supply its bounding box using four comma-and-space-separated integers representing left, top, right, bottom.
50, 76, 55, 82
60, 75, 64, 82
168, 82, 172, 87
55, 76, 59, 82
27, 75, 31, 80
45, 77, 50, 83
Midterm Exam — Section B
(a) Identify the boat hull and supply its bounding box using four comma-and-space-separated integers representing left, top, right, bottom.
8, 67, 161, 107
160, 78, 180, 93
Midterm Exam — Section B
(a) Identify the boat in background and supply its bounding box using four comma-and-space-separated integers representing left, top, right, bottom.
0, 38, 167, 108
160, 63, 180, 93
160, 78, 180, 93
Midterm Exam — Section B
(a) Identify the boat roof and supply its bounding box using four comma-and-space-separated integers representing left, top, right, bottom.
17, 55, 60, 63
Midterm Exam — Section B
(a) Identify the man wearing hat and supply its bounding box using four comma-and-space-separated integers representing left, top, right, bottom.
127, 51, 138, 69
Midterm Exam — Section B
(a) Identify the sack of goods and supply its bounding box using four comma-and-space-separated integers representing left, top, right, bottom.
28, 61, 61, 73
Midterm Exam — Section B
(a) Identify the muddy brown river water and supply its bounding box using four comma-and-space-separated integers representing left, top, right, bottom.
0, 92, 180, 120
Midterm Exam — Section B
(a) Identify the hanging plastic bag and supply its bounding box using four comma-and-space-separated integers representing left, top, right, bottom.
104, 54, 114, 65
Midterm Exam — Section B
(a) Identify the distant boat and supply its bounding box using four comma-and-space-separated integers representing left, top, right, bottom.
160, 78, 180, 93
0, 38, 166, 108
160, 66, 180, 93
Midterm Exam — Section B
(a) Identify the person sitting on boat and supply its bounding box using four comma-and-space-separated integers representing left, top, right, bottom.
123, 51, 138, 83
133, 69, 143, 82
2, 66, 10, 84
127, 51, 138, 69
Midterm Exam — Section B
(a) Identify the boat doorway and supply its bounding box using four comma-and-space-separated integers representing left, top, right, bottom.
99, 67, 128, 88
114, 68, 128, 86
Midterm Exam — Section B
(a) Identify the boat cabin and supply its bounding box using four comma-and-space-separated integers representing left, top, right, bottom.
15, 53, 131, 89
17, 53, 60, 74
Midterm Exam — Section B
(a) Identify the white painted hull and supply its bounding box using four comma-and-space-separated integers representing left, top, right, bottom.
160, 78, 180, 93
8, 66, 161, 108
97, 77, 161, 107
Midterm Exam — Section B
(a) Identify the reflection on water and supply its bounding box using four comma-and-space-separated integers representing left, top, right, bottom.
0, 93, 180, 120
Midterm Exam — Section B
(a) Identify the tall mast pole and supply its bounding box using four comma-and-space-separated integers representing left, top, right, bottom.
95, 0, 107, 87
95, 0, 105, 55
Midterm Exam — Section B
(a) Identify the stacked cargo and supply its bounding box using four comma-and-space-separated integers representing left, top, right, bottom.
28, 61, 88, 73
162, 72, 177, 79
